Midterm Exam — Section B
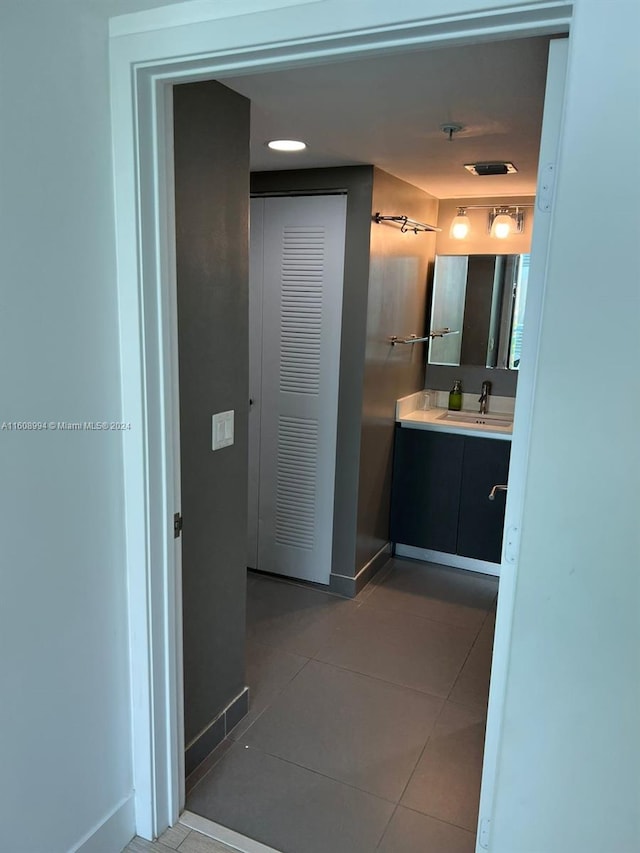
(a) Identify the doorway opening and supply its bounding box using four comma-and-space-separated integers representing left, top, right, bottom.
169, 33, 566, 853
108, 2, 572, 846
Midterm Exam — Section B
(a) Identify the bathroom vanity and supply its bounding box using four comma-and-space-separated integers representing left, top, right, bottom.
391, 393, 512, 570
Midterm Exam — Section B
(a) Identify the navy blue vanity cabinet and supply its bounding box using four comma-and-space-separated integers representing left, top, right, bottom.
390, 426, 511, 564
457, 435, 511, 563
390, 427, 464, 553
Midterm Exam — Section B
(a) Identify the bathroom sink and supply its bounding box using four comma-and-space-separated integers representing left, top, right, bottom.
437, 411, 513, 428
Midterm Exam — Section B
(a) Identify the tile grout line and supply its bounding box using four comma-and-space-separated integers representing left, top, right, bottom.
386, 700, 484, 840
445, 604, 494, 703
186, 747, 234, 799
400, 802, 481, 836
186, 656, 319, 799
444, 695, 489, 714
226, 655, 314, 741
309, 615, 351, 663
189, 665, 293, 789
373, 801, 401, 851
392, 695, 449, 809
175, 829, 193, 852
231, 740, 402, 807
160, 822, 191, 850
304, 651, 457, 704
357, 596, 494, 633
247, 638, 311, 658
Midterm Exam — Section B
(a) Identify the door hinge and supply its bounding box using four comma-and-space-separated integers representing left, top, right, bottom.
479, 817, 491, 849
174, 512, 183, 539
537, 162, 555, 212
504, 524, 520, 564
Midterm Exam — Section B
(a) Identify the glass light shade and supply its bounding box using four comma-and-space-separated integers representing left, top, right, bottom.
490, 212, 514, 239
449, 211, 470, 240
267, 139, 306, 151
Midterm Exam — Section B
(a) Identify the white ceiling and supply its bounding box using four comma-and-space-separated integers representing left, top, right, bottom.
222, 35, 551, 199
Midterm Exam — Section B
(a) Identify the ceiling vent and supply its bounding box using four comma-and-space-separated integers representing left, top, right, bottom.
464, 161, 518, 176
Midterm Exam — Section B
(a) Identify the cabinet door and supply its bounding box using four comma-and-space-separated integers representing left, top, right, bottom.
390, 427, 464, 553
457, 437, 511, 563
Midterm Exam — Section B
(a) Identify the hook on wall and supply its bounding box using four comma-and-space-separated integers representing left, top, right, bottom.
373, 213, 441, 234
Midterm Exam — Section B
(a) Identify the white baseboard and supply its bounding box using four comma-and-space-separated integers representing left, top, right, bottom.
394, 544, 501, 577
180, 810, 281, 852
71, 794, 135, 853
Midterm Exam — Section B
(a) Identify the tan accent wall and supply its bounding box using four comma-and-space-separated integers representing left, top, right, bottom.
356, 168, 440, 572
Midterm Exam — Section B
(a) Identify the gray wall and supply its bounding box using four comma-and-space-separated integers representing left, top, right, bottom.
356, 169, 439, 572
250, 168, 374, 584
174, 81, 249, 747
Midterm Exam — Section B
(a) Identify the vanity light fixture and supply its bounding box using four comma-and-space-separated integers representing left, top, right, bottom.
448, 203, 530, 240
488, 206, 525, 238
267, 139, 307, 152
449, 207, 470, 240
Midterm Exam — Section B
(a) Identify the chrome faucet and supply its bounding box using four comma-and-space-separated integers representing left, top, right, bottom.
479, 380, 492, 415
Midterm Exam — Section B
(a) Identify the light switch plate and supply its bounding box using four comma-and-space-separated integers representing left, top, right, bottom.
212, 410, 234, 451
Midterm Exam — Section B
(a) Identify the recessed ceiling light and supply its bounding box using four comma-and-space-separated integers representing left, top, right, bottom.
267, 139, 307, 152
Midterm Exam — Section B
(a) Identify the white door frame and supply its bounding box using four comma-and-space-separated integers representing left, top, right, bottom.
108, 0, 572, 844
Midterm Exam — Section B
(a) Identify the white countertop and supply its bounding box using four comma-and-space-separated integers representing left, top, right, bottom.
396, 391, 513, 441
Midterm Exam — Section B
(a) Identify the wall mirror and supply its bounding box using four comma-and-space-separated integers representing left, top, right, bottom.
427, 254, 530, 370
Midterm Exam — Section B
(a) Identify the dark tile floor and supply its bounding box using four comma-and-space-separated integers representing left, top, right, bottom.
186, 558, 498, 853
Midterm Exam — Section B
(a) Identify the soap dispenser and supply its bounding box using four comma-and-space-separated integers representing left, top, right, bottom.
448, 379, 462, 411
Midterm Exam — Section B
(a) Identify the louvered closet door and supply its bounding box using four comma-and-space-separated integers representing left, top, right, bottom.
257, 194, 346, 584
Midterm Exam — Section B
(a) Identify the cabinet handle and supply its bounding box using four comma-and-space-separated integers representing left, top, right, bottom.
488, 484, 508, 501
